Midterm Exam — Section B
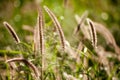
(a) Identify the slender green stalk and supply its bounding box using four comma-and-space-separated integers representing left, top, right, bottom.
0, 50, 24, 56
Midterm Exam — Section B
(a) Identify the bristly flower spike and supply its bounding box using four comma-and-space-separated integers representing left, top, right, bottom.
87, 18, 97, 48
3, 21, 20, 43
44, 6, 66, 50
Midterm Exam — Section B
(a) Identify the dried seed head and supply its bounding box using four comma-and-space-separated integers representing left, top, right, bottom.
38, 7, 45, 54
3, 21, 20, 43
94, 22, 120, 54
75, 15, 90, 40
74, 11, 88, 35
44, 6, 66, 50
87, 18, 97, 48
6, 58, 40, 79
34, 7, 45, 55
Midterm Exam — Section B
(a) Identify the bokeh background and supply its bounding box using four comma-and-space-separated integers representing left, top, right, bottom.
0, 0, 120, 49
0, 0, 120, 80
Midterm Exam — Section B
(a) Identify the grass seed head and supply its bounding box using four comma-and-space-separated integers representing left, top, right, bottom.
44, 6, 66, 50
87, 18, 97, 48
3, 21, 20, 44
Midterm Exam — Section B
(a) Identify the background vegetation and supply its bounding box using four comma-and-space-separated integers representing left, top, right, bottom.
0, 0, 120, 80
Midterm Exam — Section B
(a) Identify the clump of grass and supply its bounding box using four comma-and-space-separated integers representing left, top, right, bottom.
1, 4, 120, 80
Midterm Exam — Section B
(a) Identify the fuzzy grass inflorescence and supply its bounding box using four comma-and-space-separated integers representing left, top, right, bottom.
0, 3, 120, 80
3, 22, 20, 44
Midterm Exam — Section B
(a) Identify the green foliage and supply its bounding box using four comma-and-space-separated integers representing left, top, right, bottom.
0, 0, 120, 80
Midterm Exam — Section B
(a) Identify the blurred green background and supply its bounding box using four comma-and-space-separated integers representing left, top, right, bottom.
0, 0, 120, 49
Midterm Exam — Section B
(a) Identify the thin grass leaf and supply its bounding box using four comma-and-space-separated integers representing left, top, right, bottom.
0, 50, 24, 56
44, 6, 66, 50
87, 18, 97, 48
3, 21, 20, 43
6, 58, 40, 80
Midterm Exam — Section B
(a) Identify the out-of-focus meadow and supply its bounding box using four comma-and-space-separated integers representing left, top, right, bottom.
0, 0, 120, 47
0, 0, 120, 80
